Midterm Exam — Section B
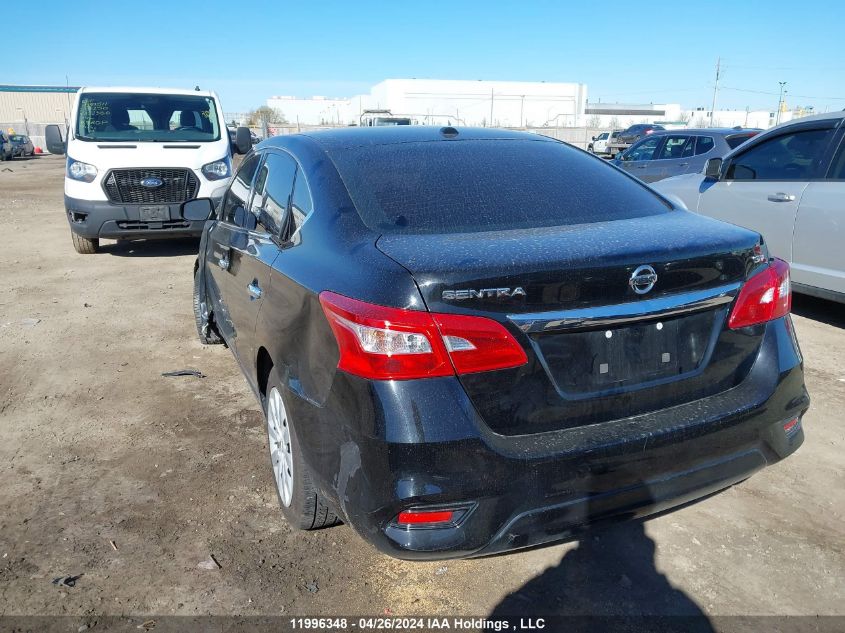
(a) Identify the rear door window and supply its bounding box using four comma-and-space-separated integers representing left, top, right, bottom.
256, 151, 297, 235
657, 135, 692, 160
725, 128, 835, 181
329, 139, 670, 235
221, 152, 261, 224
695, 136, 715, 155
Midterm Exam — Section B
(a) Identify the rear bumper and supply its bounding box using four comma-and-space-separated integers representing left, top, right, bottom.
64, 194, 214, 240
293, 317, 808, 560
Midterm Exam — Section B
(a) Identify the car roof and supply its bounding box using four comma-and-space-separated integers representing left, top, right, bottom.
274, 126, 554, 150
79, 86, 218, 99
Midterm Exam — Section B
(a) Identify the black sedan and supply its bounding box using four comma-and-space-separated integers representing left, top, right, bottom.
184, 126, 808, 559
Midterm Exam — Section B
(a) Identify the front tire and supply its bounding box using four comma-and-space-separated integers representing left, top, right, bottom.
265, 372, 340, 530
71, 231, 99, 254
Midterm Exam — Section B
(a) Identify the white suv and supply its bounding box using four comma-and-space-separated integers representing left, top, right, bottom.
653, 112, 845, 303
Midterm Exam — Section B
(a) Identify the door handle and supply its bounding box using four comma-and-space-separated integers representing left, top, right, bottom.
247, 281, 262, 300
678, 162, 688, 167
768, 192, 796, 203
218, 255, 230, 270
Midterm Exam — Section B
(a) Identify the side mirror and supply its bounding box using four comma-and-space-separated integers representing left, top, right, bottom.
591, 135, 597, 141
45, 124, 66, 155
235, 127, 252, 155
705, 157, 723, 180
182, 198, 215, 221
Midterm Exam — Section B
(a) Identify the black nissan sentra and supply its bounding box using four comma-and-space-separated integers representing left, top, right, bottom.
185, 126, 808, 560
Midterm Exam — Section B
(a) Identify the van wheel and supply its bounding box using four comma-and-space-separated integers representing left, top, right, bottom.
264, 372, 341, 530
192, 267, 222, 345
71, 232, 99, 254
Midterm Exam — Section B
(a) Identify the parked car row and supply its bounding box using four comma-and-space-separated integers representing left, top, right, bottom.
653, 111, 845, 305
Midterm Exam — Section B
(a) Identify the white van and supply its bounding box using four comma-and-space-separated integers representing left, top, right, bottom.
46, 86, 251, 254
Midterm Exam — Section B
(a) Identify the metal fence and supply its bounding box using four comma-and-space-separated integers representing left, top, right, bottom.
3, 120, 610, 155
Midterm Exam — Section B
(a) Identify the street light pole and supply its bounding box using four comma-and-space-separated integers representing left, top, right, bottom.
16, 107, 29, 135
709, 57, 721, 128
776, 82, 787, 125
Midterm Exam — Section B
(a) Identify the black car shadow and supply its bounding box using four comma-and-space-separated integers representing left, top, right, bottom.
791, 294, 845, 329
490, 520, 715, 632
102, 237, 201, 258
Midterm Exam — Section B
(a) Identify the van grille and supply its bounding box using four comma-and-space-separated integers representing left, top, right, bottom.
103, 168, 199, 204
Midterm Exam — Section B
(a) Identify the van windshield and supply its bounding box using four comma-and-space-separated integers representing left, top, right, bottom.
75, 92, 221, 142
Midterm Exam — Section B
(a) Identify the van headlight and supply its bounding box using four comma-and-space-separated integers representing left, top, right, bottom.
67, 157, 98, 183
201, 156, 231, 181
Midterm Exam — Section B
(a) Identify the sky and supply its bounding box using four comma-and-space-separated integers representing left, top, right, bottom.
8, 0, 845, 115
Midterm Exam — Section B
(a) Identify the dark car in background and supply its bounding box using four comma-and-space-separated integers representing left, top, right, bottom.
613, 127, 761, 182
228, 128, 261, 153
9, 134, 34, 157
606, 123, 666, 157
186, 126, 808, 560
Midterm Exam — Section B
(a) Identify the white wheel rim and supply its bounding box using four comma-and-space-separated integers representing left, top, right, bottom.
267, 387, 294, 507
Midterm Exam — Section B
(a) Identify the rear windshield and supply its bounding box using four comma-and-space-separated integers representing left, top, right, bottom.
328, 139, 671, 235
75, 92, 221, 142
726, 133, 756, 149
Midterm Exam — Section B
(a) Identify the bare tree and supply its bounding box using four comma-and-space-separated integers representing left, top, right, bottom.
248, 106, 287, 126
609, 116, 621, 130
587, 114, 602, 129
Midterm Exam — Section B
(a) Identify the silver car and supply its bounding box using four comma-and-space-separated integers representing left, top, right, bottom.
612, 128, 759, 182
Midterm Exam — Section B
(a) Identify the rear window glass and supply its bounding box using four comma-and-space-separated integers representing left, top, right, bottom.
726, 134, 756, 149
328, 139, 671, 235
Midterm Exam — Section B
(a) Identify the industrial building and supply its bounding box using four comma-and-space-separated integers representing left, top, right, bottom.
267, 78, 588, 127
0, 84, 78, 149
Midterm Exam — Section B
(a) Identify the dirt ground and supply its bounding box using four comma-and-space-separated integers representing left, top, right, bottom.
0, 155, 843, 622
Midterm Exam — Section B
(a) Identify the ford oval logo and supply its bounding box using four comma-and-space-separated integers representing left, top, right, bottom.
140, 177, 164, 189
629, 264, 658, 295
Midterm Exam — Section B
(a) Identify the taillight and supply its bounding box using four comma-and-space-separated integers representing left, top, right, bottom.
728, 258, 791, 329
319, 291, 528, 380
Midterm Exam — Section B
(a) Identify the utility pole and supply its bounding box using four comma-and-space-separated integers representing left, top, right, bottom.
709, 57, 721, 128
489, 88, 495, 127
520, 95, 525, 128
776, 81, 787, 125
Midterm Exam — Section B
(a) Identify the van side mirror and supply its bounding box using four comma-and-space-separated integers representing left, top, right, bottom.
182, 198, 215, 221
591, 135, 597, 141
45, 124, 66, 155
235, 127, 252, 155
705, 157, 723, 180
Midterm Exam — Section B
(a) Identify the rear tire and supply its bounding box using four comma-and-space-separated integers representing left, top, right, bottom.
193, 266, 222, 344
71, 232, 99, 254
265, 371, 341, 530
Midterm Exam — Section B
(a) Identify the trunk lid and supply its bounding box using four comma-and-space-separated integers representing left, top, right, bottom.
376, 211, 764, 435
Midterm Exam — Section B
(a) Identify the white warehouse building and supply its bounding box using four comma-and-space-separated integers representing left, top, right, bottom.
267, 78, 588, 128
